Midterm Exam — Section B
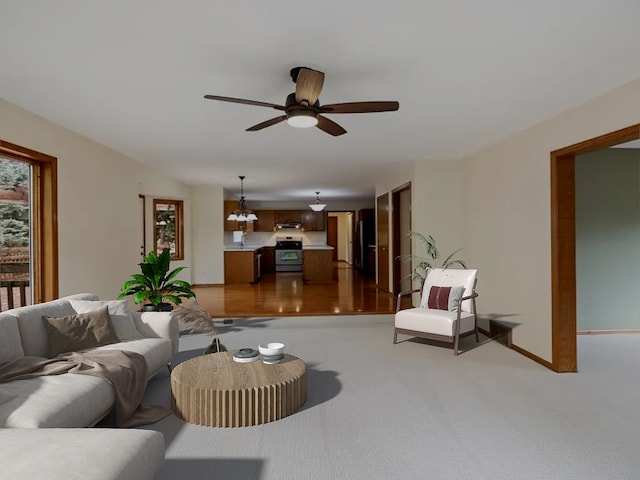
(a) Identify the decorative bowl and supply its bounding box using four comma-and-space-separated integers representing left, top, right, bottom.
258, 342, 285, 356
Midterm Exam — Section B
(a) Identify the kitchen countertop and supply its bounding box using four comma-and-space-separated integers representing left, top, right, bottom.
223, 245, 264, 252
224, 244, 333, 251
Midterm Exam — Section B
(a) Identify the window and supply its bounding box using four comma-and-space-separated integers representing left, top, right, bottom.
153, 199, 183, 260
0, 140, 58, 310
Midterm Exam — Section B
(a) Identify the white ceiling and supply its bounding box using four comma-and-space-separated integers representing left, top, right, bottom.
2, 1, 640, 202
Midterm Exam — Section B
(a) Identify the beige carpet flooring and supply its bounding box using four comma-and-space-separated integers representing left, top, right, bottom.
140, 314, 640, 480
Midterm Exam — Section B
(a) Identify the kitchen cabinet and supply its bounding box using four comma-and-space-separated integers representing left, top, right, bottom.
301, 210, 326, 231
224, 250, 260, 284
255, 210, 275, 232
261, 246, 275, 273
223, 200, 254, 232
303, 248, 333, 282
274, 210, 301, 225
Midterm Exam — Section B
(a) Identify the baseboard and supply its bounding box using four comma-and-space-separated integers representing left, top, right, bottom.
510, 343, 553, 370
483, 324, 554, 371
191, 283, 224, 287
577, 329, 640, 335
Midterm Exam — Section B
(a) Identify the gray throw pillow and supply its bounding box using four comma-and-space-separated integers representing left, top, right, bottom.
69, 299, 142, 341
42, 305, 120, 357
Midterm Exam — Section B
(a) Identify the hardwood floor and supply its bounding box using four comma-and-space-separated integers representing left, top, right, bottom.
192, 262, 395, 318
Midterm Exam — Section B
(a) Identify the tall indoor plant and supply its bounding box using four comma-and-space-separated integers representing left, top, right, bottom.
400, 231, 467, 285
118, 249, 196, 311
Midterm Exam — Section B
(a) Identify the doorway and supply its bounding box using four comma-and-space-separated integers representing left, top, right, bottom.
551, 123, 640, 372
392, 182, 412, 295
327, 212, 354, 264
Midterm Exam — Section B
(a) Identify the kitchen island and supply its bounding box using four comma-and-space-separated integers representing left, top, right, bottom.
223, 244, 333, 284
223, 245, 265, 284
302, 245, 334, 283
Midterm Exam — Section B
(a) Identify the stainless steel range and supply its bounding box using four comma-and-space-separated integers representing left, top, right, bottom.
275, 239, 303, 272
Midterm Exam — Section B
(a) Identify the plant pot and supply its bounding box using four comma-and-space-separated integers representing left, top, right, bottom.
142, 303, 173, 312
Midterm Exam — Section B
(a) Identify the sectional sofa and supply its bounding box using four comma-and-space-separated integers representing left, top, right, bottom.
0, 293, 179, 480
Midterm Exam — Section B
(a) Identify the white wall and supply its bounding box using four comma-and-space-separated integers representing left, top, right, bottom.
0, 97, 192, 300
191, 185, 225, 285
459, 78, 640, 362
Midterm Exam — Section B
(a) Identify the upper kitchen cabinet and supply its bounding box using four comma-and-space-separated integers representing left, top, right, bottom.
255, 210, 275, 232
275, 210, 301, 225
224, 200, 237, 232
223, 200, 254, 232
301, 210, 326, 231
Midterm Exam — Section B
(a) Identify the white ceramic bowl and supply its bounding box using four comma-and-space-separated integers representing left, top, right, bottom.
258, 342, 285, 356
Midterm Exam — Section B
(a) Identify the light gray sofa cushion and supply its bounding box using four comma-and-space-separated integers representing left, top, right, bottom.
11, 293, 98, 357
69, 299, 143, 340
0, 373, 115, 428
0, 312, 24, 363
0, 428, 165, 480
92, 338, 172, 377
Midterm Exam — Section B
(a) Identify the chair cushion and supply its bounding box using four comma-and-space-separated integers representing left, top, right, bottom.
395, 307, 476, 337
426, 285, 465, 311
420, 268, 477, 313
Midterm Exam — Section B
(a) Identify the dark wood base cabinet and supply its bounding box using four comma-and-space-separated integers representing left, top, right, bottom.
303, 249, 333, 282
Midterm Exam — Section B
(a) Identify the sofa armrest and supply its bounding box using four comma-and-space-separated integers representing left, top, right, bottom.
132, 311, 179, 356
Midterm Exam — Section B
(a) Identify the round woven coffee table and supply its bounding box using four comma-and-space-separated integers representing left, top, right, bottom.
171, 351, 306, 427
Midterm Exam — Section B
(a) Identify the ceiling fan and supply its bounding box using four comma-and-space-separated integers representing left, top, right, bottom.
204, 67, 399, 136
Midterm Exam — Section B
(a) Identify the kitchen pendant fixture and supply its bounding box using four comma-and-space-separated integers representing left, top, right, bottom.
309, 191, 327, 212
227, 176, 258, 222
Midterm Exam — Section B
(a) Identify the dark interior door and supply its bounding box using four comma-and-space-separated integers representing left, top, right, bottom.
377, 193, 390, 293
327, 216, 338, 261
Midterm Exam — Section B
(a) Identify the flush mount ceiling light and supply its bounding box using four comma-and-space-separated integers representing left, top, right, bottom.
227, 175, 258, 222
286, 109, 318, 128
309, 191, 327, 212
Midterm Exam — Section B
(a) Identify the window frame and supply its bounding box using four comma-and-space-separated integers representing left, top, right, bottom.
152, 198, 184, 260
0, 140, 58, 304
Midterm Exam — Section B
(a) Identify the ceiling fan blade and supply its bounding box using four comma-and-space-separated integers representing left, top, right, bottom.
204, 95, 285, 111
320, 101, 399, 114
246, 115, 288, 132
316, 115, 347, 136
295, 68, 325, 105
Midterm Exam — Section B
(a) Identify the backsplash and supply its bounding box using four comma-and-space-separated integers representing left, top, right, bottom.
224, 231, 327, 246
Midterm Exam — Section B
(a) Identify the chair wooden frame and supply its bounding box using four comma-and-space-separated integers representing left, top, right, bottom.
393, 278, 479, 355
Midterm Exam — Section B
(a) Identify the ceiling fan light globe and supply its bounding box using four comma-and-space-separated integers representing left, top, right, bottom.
309, 204, 326, 212
287, 111, 318, 128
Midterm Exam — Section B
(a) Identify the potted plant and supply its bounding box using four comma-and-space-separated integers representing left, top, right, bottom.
400, 231, 467, 285
118, 248, 196, 311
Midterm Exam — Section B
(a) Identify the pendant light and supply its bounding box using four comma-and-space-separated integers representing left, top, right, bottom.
227, 176, 258, 222
309, 191, 327, 212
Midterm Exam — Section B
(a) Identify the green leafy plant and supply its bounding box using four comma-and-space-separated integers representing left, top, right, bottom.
118, 249, 195, 308
400, 231, 467, 284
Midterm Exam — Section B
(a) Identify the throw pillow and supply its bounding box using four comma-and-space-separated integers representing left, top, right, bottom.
42, 305, 120, 357
69, 299, 142, 341
427, 285, 465, 312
